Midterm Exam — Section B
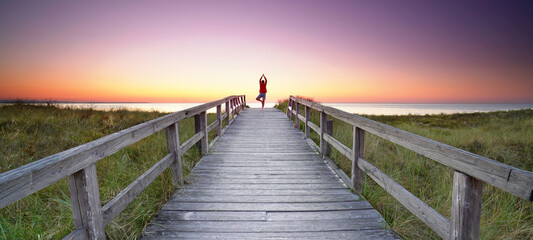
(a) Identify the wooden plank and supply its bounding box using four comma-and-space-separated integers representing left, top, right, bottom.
61, 228, 88, 240
67, 164, 105, 240
154, 210, 267, 221
216, 104, 222, 137
297, 113, 306, 125
169, 194, 359, 203
194, 111, 208, 154
178, 189, 354, 196
320, 111, 327, 157
266, 209, 381, 221
145, 218, 383, 232
305, 106, 311, 138
352, 126, 365, 193
290, 96, 533, 201
357, 157, 450, 239
142, 229, 399, 240
101, 154, 174, 226
295, 102, 301, 128
207, 119, 219, 133
161, 201, 372, 211
0, 95, 244, 208
323, 132, 352, 159
166, 123, 183, 186
179, 131, 204, 154
181, 183, 347, 190
450, 171, 483, 240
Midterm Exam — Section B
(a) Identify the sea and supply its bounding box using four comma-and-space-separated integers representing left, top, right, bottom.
11, 102, 529, 116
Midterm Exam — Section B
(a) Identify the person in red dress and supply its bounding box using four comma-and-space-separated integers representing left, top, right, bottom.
256, 74, 267, 109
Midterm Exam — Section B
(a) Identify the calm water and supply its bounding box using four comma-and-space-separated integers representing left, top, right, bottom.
3, 102, 532, 115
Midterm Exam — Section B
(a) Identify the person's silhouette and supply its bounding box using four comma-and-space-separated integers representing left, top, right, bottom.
256, 74, 267, 110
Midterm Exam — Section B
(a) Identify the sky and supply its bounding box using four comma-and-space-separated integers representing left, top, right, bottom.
1, 0, 532, 103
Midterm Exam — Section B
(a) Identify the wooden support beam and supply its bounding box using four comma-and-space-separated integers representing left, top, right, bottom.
305, 106, 310, 138
217, 105, 222, 137
225, 100, 230, 126
450, 171, 483, 240
195, 111, 208, 154
68, 164, 105, 240
352, 126, 365, 193
295, 102, 300, 128
325, 119, 333, 156
166, 123, 183, 186
287, 99, 292, 119
320, 112, 329, 157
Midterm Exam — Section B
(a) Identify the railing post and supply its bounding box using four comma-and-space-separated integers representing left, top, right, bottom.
295, 102, 300, 128
305, 106, 310, 138
450, 171, 483, 240
194, 111, 208, 154
225, 100, 230, 125
243, 95, 246, 108
325, 119, 333, 156
320, 112, 332, 157
352, 126, 365, 193
216, 104, 222, 137
68, 164, 105, 240
166, 123, 183, 186
286, 98, 292, 118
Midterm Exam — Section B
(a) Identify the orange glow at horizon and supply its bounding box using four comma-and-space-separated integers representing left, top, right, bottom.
1, 1, 532, 104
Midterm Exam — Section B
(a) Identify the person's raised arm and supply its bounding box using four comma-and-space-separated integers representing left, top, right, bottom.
259, 74, 263, 83
263, 75, 267, 84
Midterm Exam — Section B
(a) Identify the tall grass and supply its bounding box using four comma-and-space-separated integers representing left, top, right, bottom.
275, 100, 533, 239
0, 104, 223, 239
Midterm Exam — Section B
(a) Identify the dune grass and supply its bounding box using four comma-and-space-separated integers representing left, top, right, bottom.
275, 99, 533, 239
0, 103, 224, 239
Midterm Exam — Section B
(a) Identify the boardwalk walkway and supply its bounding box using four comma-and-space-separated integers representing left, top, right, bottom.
142, 108, 399, 239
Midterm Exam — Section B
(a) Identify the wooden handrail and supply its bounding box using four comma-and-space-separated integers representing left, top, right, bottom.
0, 95, 246, 240
287, 95, 533, 240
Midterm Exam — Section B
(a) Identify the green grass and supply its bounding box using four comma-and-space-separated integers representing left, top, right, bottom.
0, 103, 227, 239
275, 99, 533, 239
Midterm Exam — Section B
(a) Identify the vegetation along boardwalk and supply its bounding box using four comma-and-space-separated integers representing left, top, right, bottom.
142, 108, 398, 239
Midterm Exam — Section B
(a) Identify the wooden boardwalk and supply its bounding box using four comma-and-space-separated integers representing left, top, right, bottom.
142, 108, 398, 239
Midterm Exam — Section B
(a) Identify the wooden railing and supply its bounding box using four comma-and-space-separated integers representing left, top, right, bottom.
286, 96, 533, 240
0, 95, 246, 240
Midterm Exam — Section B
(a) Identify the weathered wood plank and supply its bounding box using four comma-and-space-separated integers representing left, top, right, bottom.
145, 218, 383, 232
357, 157, 450, 239
352, 126, 365, 193
68, 164, 105, 240
142, 229, 399, 240
168, 194, 359, 203
178, 188, 352, 196
62, 228, 88, 240
161, 201, 372, 211
166, 123, 183, 186
450, 171, 483, 240
305, 106, 311, 138
101, 154, 174, 225
323, 132, 352, 159
179, 131, 204, 154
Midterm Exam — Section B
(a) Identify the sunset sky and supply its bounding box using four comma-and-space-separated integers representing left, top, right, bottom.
1, 0, 532, 103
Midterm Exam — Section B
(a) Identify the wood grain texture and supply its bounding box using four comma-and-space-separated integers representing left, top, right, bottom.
450, 171, 483, 240
289, 96, 533, 201
68, 164, 105, 240
142, 108, 397, 239
357, 157, 450, 239
61, 228, 88, 240
352, 126, 365, 193
305, 106, 311, 138
101, 154, 174, 225
166, 124, 183, 186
